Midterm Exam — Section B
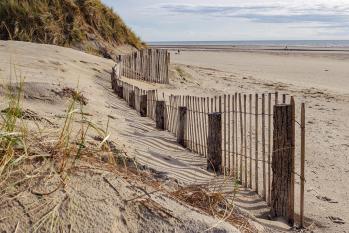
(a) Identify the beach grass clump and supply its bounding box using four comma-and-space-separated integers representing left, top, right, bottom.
175, 67, 186, 79
0, 0, 145, 57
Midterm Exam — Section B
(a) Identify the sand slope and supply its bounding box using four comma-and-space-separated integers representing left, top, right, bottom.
0, 41, 246, 233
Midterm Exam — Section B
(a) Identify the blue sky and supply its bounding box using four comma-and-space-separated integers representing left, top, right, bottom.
102, 0, 349, 42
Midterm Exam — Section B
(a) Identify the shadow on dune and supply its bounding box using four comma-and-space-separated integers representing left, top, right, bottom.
98, 72, 272, 220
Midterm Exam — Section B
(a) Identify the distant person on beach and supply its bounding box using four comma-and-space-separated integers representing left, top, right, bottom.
176, 49, 181, 55
284, 45, 288, 50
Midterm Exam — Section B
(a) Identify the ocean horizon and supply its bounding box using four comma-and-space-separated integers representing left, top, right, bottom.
148, 40, 349, 47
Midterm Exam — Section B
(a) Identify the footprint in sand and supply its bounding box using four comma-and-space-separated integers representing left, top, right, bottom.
316, 195, 338, 203
328, 216, 345, 224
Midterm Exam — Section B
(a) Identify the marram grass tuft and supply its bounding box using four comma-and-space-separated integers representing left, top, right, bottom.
0, 0, 145, 57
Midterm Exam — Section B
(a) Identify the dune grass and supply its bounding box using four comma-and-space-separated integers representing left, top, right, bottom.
0, 0, 144, 56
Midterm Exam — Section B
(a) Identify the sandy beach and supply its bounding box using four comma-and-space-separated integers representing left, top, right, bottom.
4, 0, 348, 232
115, 45, 349, 232
161, 46, 349, 232
1, 40, 348, 232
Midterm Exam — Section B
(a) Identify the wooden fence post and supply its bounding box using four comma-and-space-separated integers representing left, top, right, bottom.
140, 95, 147, 117
270, 104, 295, 225
177, 106, 187, 147
207, 112, 222, 174
129, 90, 135, 108
117, 85, 123, 98
156, 101, 166, 130
111, 67, 116, 89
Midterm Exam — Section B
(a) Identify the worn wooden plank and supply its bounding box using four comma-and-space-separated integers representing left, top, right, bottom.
177, 106, 187, 147
235, 93, 238, 178
270, 103, 294, 226
255, 94, 259, 193
262, 94, 266, 200
227, 94, 231, 174
244, 94, 247, 187
249, 94, 253, 188
300, 102, 305, 228
290, 97, 296, 226
232, 95, 235, 176
207, 113, 222, 174
268, 93, 272, 203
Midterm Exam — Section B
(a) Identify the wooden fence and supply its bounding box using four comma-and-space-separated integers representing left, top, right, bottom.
118, 49, 170, 84
111, 68, 306, 227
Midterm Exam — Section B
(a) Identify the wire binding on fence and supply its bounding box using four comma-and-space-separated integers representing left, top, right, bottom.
111, 66, 306, 227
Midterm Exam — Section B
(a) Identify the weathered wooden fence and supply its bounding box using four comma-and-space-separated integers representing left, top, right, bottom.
118, 49, 170, 84
111, 67, 306, 227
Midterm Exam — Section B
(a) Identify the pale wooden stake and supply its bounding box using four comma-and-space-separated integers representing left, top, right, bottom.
196, 97, 203, 155
262, 94, 266, 200
235, 93, 238, 178
239, 93, 243, 183
232, 95, 235, 176
255, 94, 259, 193
300, 103, 305, 228
194, 97, 199, 153
290, 97, 296, 226
203, 98, 208, 157
268, 93, 272, 203
249, 94, 253, 188
189, 96, 193, 151
244, 94, 247, 187
227, 95, 231, 174
224, 95, 227, 171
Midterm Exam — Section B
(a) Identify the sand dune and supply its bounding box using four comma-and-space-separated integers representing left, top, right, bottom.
1, 41, 348, 232
0, 41, 249, 233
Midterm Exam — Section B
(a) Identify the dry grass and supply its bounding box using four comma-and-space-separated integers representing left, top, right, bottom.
0, 71, 255, 232
0, 0, 145, 57
170, 183, 256, 233
0, 71, 130, 231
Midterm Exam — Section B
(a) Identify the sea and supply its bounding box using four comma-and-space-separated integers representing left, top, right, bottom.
148, 40, 349, 48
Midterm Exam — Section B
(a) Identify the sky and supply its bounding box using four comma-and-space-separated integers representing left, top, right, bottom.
102, 0, 349, 42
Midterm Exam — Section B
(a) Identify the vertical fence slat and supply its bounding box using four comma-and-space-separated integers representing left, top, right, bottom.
232, 95, 235, 176
249, 94, 253, 188
300, 103, 305, 228
112, 76, 304, 228
244, 94, 247, 187
120, 49, 169, 84
239, 94, 243, 182
268, 93, 272, 203
227, 95, 231, 174
235, 93, 238, 178
262, 93, 266, 200
255, 94, 259, 193
200, 97, 205, 156
290, 97, 296, 226
224, 95, 227, 172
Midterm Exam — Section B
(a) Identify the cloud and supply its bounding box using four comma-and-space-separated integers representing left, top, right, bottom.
158, 3, 349, 25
